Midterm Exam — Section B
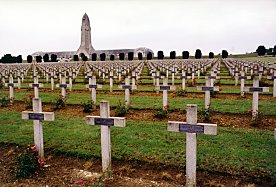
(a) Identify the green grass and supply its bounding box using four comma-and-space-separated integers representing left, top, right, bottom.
241, 57, 276, 62
0, 110, 275, 178
1, 89, 276, 114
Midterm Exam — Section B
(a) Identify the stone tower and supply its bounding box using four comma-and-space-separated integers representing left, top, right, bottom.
76, 13, 95, 57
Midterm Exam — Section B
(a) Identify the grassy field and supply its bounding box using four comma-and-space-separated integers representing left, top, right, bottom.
1, 90, 276, 114
0, 110, 275, 178
241, 57, 276, 62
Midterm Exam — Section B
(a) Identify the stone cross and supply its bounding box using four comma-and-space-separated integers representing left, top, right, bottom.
177, 70, 191, 90
118, 77, 136, 107
86, 100, 126, 174
85, 76, 103, 104
244, 78, 269, 120
155, 78, 176, 110
49, 72, 57, 90
108, 71, 117, 92
16, 71, 21, 89
267, 71, 276, 97
5, 76, 18, 104
197, 77, 219, 110
131, 71, 139, 90
68, 72, 73, 91
153, 71, 163, 94
56, 77, 68, 98
207, 72, 219, 87
29, 76, 44, 98
22, 98, 54, 161
167, 104, 217, 187
238, 71, 251, 97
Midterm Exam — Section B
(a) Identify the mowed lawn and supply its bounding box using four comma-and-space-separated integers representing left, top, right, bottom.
1, 90, 276, 115
0, 111, 275, 178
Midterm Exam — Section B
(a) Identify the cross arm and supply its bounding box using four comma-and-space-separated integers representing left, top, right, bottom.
22, 111, 55, 121
86, 116, 126, 127
167, 121, 217, 135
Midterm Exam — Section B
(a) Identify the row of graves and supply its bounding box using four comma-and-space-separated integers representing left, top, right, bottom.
1, 58, 275, 120
1, 58, 276, 186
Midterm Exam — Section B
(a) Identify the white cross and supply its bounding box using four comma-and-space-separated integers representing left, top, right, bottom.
86, 100, 126, 175
29, 76, 44, 98
244, 78, 269, 120
56, 77, 68, 98
155, 77, 176, 110
85, 76, 103, 104
118, 77, 136, 107
197, 77, 219, 110
238, 71, 251, 97
167, 104, 217, 187
267, 71, 276, 97
5, 76, 18, 104
22, 98, 54, 161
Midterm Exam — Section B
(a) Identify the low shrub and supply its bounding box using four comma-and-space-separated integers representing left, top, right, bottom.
175, 88, 185, 96
15, 145, 44, 179
0, 96, 9, 107
154, 109, 168, 119
82, 100, 94, 113
53, 95, 66, 110
115, 100, 128, 117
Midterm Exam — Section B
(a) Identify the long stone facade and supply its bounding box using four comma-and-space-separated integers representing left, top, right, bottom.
32, 13, 153, 59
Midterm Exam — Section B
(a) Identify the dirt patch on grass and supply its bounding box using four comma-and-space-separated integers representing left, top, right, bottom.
2, 101, 276, 131
0, 144, 273, 187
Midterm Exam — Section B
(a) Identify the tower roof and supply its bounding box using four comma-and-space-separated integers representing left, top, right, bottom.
82, 13, 90, 23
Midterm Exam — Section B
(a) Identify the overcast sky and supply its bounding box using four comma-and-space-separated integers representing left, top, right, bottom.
0, 0, 275, 58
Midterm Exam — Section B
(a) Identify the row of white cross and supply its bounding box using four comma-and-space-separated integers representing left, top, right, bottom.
4, 71, 270, 120
21, 98, 276, 187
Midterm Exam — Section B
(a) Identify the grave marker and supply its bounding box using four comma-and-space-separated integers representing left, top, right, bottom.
86, 101, 126, 174
167, 104, 217, 187
118, 77, 136, 107
155, 78, 176, 110
29, 76, 44, 98
22, 98, 54, 161
244, 78, 269, 119
56, 77, 68, 97
197, 77, 219, 110
267, 71, 276, 97
85, 76, 103, 104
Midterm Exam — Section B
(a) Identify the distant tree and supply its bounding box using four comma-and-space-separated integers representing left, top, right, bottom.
27, 55, 33, 63
128, 52, 134, 61
266, 48, 273, 55
157, 51, 164, 60
82, 55, 88, 61
182, 51, 189, 59
110, 54, 115, 61
73, 55, 79, 61
209, 52, 214, 59
119, 53, 125, 60
256, 45, 266, 56
17, 55, 23, 63
274, 45, 276, 56
170, 51, 176, 59
138, 52, 143, 60
100, 53, 106, 61
43, 54, 49, 62
36, 56, 42, 63
92, 53, 97, 61
222, 50, 228, 58
51, 54, 57, 62
0, 54, 22, 63
195, 49, 202, 59
147, 52, 153, 60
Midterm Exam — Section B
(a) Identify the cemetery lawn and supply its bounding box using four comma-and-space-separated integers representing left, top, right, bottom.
0, 110, 275, 182
1, 90, 276, 115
